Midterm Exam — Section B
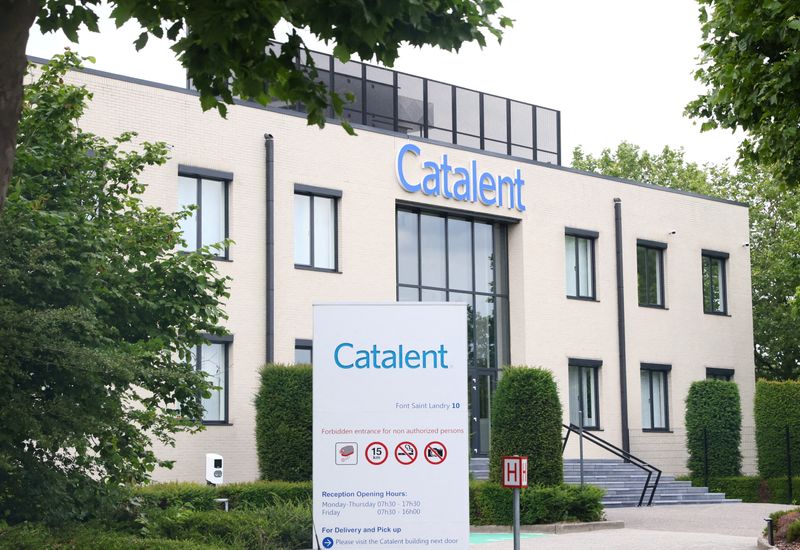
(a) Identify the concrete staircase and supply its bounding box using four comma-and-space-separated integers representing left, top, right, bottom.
469, 458, 741, 507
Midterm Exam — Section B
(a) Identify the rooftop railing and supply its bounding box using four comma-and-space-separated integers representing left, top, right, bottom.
190, 44, 562, 165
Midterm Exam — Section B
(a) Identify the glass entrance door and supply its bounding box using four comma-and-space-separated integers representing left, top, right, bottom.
396, 209, 510, 456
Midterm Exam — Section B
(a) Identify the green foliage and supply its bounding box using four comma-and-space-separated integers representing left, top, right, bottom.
0, 521, 217, 549
34, 0, 510, 134
255, 364, 313, 481
685, 380, 742, 478
787, 519, 800, 543
148, 504, 311, 550
0, 52, 229, 525
690, 476, 800, 503
686, 0, 800, 188
573, 142, 800, 380
755, 380, 800, 478
489, 366, 563, 486
469, 481, 604, 525
134, 481, 312, 511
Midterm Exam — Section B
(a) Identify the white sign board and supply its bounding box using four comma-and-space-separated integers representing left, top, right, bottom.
501, 456, 528, 488
313, 303, 468, 549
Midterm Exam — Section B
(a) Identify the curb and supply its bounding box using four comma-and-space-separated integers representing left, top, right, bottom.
757, 536, 775, 549
471, 521, 625, 534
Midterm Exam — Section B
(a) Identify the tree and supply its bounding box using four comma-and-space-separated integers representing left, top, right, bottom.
0, 52, 229, 524
573, 142, 800, 380
686, 0, 800, 187
0, 0, 511, 212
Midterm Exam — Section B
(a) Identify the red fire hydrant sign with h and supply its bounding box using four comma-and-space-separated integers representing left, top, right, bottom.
502, 456, 528, 488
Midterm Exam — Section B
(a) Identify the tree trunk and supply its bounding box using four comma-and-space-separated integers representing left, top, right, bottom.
0, 0, 39, 212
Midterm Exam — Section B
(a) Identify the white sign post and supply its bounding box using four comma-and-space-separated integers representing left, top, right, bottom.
502, 456, 529, 550
313, 303, 468, 549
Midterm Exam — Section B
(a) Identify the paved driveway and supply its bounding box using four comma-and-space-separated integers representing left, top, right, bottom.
470, 502, 795, 549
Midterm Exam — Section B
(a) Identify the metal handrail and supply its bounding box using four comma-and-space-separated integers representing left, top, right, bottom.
562, 423, 662, 507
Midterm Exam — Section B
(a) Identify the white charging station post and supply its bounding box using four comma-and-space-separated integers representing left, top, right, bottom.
502, 455, 528, 550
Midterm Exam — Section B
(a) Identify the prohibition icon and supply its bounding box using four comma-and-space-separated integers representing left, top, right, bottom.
424, 441, 447, 465
394, 441, 418, 465
365, 441, 388, 465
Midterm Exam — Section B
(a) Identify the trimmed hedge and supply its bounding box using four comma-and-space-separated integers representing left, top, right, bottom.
255, 364, 312, 481
136, 480, 601, 526
489, 366, 563, 486
684, 476, 800, 503
755, 380, 800, 478
135, 481, 312, 510
0, 522, 217, 549
469, 481, 604, 525
150, 505, 311, 549
685, 380, 742, 478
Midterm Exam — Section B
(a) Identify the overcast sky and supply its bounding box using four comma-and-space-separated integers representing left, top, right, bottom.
26, 0, 742, 168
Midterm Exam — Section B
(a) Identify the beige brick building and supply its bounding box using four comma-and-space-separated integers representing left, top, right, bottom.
45, 52, 756, 482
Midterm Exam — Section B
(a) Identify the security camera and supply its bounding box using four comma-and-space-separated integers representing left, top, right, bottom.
668, 230, 677, 235
743, 243, 750, 248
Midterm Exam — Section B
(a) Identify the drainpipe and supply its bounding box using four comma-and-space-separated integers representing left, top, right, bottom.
614, 198, 630, 454
265, 134, 275, 364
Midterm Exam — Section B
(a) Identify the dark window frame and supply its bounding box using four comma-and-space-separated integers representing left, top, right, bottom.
637, 239, 667, 308
196, 333, 233, 426
641, 363, 671, 432
565, 228, 598, 301
178, 165, 232, 261
295, 338, 313, 364
294, 184, 342, 272
702, 249, 729, 315
706, 367, 734, 381
568, 358, 602, 430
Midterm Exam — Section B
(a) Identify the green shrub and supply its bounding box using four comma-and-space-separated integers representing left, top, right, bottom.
755, 380, 800, 478
469, 481, 604, 525
255, 364, 313, 481
133, 481, 312, 511
0, 521, 217, 549
135, 483, 218, 511
150, 503, 311, 550
489, 366, 563, 486
688, 476, 800, 503
786, 518, 800, 543
685, 380, 742, 478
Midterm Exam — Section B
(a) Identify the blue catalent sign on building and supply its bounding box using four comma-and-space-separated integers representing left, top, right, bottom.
395, 143, 526, 212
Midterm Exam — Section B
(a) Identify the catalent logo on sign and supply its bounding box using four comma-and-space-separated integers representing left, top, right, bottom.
395, 143, 526, 213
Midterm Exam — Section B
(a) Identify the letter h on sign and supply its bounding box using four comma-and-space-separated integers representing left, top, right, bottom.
501, 456, 528, 489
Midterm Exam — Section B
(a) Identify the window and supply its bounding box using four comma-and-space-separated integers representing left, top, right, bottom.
565, 228, 597, 299
641, 364, 670, 431
294, 184, 341, 271
295, 339, 313, 364
178, 166, 231, 259
702, 250, 728, 314
194, 336, 231, 424
706, 368, 734, 381
568, 359, 601, 429
637, 240, 666, 307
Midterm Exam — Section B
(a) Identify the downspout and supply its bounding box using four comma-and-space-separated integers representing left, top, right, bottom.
265, 134, 275, 364
614, 198, 630, 454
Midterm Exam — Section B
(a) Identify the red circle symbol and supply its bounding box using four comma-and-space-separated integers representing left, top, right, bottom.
394, 441, 418, 465
365, 441, 388, 465
424, 441, 447, 465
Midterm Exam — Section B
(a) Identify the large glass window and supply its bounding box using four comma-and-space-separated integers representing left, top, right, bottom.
568, 359, 601, 429
565, 229, 597, 299
397, 209, 509, 455
702, 251, 728, 314
194, 339, 229, 424
637, 240, 666, 307
178, 172, 229, 258
295, 339, 313, 364
641, 365, 670, 431
294, 186, 340, 271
